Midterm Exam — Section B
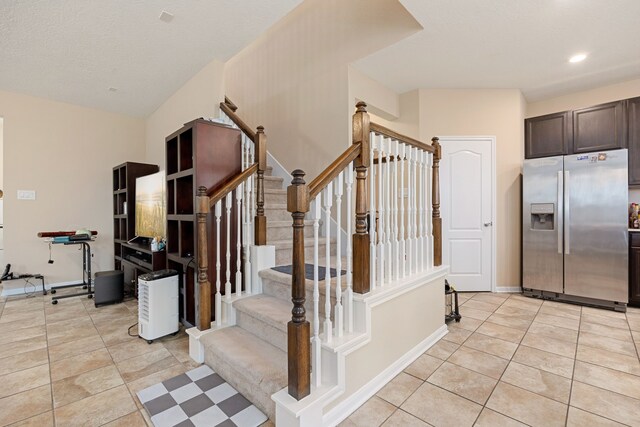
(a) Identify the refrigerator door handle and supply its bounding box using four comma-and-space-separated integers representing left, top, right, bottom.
558, 171, 563, 254
564, 170, 570, 255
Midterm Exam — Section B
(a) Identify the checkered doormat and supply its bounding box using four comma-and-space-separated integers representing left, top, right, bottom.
137, 365, 268, 427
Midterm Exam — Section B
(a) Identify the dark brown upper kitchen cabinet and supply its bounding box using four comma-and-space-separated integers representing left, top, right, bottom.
572, 101, 626, 154
628, 97, 640, 186
525, 111, 572, 159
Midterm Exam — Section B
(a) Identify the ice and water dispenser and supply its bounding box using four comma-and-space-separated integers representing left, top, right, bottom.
530, 203, 555, 230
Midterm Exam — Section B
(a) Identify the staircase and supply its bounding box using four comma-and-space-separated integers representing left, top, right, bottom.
200, 166, 336, 420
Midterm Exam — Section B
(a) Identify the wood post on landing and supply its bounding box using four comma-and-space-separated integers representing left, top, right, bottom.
286, 169, 311, 400
196, 186, 212, 330
352, 102, 371, 294
255, 126, 267, 246
431, 137, 442, 267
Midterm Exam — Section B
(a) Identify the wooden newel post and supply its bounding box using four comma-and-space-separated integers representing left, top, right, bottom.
352, 102, 371, 294
431, 137, 442, 267
196, 186, 212, 330
286, 169, 311, 400
255, 126, 267, 246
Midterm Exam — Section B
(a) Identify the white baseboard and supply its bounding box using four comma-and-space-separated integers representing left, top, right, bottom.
322, 324, 448, 427
0, 279, 76, 297
495, 286, 522, 293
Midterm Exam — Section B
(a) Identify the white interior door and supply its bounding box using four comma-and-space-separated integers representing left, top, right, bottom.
440, 137, 495, 292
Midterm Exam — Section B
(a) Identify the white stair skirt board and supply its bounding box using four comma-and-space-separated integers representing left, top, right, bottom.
187, 245, 275, 364
272, 266, 448, 427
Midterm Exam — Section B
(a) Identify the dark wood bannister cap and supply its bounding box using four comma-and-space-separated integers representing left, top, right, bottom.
355, 101, 367, 112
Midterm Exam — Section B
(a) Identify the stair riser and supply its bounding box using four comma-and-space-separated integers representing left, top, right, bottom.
275, 243, 336, 265
267, 224, 313, 241
262, 276, 338, 311
264, 192, 287, 205
236, 310, 287, 353
264, 178, 284, 191
264, 208, 292, 222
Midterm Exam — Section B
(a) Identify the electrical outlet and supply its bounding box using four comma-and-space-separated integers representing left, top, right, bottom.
17, 190, 36, 200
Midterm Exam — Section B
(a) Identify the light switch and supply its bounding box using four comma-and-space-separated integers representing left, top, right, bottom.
17, 190, 36, 200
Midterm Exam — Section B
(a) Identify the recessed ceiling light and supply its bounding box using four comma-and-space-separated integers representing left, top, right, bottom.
159, 10, 174, 23
569, 53, 587, 63
108, 87, 118, 92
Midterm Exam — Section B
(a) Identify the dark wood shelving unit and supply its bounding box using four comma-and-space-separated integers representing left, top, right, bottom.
165, 119, 242, 326
112, 162, 159, 276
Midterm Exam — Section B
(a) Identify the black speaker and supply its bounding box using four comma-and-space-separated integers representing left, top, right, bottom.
94, 270, 124, 307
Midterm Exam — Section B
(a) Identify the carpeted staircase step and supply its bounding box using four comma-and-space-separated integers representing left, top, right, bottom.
259, 266, 346, 307
264, 188, 287, 205
267, 220, 314, 241
201, 326, 286, 421
264, 175, 284, 190
272, 237, 336, 265
235, 294, 296, 353
264, 204, 292, 221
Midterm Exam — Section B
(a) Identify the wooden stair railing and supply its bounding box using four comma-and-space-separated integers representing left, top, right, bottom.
286, 102, 442, 400
194, 99, 267, 331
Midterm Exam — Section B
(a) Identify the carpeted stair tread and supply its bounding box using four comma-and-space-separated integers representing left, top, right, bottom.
234, 294, 294, 333
201, 326, 286, 419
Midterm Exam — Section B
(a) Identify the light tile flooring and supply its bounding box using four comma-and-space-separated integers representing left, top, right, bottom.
0, 286, 201, 426
341, 292, 640, 427
2, 288, 640, 427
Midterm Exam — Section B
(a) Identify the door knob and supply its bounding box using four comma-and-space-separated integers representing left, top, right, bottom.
484, 222, 493, 227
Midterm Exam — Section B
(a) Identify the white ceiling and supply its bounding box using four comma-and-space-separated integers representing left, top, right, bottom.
0, 0, 302, 117
2, 1, 639, 118
354, 0, 640, 102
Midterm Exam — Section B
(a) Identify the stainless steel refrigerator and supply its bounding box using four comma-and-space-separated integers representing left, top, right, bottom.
522, 149, 628, 310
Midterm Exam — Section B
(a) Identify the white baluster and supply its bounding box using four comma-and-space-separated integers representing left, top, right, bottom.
345, 164, 354, 333
225, 193, 232, 305
377, 134, 385, 287
407, 147, 414, 274
400, 143, 406, 278
323, 185, 333, 344
312, 195, 322, 387
384, 138, 391, 284
334, 172, 344, 337
236, 185, 243, 295
392, 139, 399, 281
215, 201, 222, 326
411, 148, 418, 273
369, 133, 377, 291
418, 150, 425, 272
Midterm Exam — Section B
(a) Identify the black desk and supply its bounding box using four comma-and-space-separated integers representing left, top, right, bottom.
0, 274, 46, 295
50, 240, 93, 304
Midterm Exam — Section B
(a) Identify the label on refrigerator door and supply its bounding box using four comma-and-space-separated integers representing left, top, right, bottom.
577, 155, 589, 161
598, 153, 607, 161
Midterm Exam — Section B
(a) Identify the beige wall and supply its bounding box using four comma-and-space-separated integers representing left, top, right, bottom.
418, 89, 525, 287
0, 90, 145, 285
145, 59, 226, 169
224, 0, 421, 180
526, 78, 640, 118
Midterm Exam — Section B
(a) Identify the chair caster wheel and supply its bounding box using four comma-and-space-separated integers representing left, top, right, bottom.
52, 300, 58, 305
51, 289, 57, 294
83, 285, 87, 289
146, 340, 153, 344
88, 294, 93, 299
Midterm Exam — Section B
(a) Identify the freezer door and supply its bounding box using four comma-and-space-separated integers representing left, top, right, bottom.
523, 156, 564, 293
564, 149, 628, 303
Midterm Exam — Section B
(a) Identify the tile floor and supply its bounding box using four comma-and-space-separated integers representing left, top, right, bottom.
340, 292, 640, 427
0, 285, 203, 427
2, 287, 640, 427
